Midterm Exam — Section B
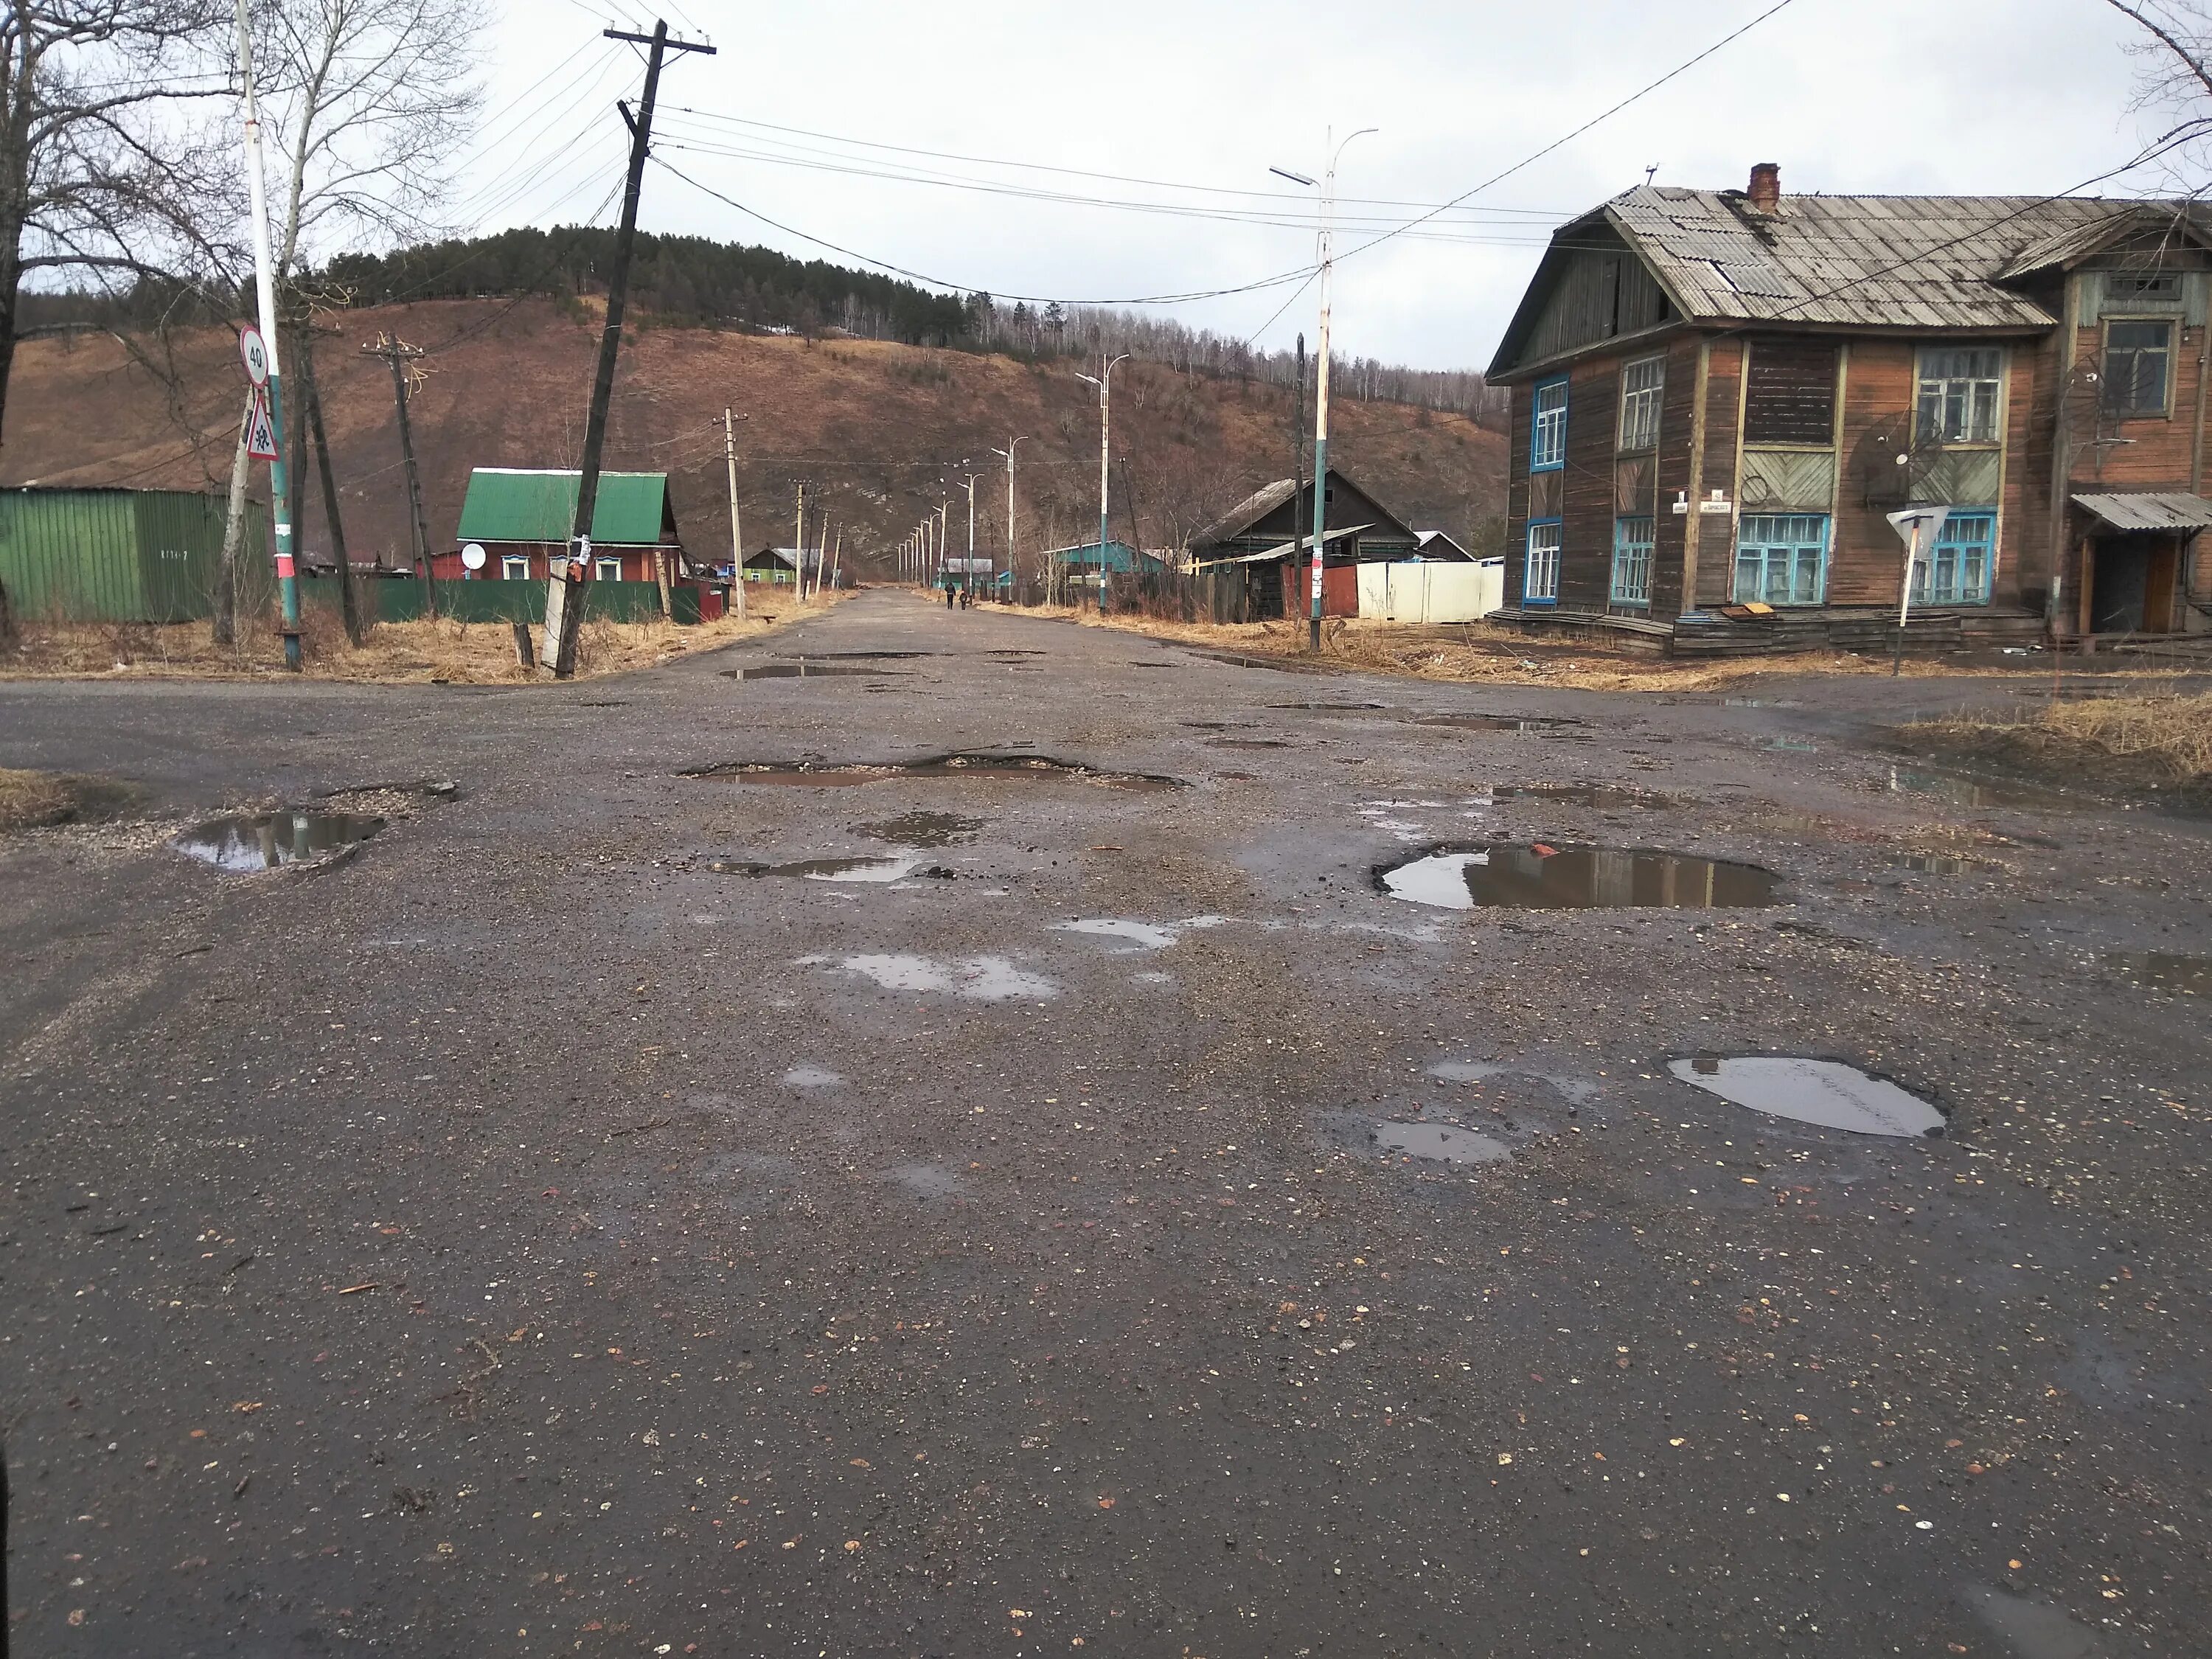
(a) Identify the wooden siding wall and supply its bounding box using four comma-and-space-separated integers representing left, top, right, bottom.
1521, 247, 1676, 367
1691, 340, 1746, 608
1744, 338, 1839, 445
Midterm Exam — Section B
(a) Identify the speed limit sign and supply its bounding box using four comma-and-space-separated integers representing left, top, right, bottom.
238, 326, 270, 387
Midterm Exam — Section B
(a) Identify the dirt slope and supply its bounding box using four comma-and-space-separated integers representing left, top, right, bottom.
9, 299, 1505, 575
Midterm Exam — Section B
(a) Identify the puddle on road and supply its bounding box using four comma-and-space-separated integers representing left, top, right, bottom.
1482, 782, 1669, 808
1669, 1056, 1945, 1137
1379, 844, 1778, 909
1197, 651, 1334, 673
171, 811, 384, 873
2104, 950, 2209, 995
854, 811, 982, 847
802, 953, 1060, 1001
708, 853, 944, 883
1054, 915, 1228, 953
724, 661, 910, 679
1419, 713, 1585, 733
1371, 1121, 1512, 1165
1266, 701, 1389, 713
1958, 1585, 2112, 1659
782, 1064, 842, 1088
1211, 737, 1290, 749
1885, 765, 2071, 812
779, 650, 936, 660
886, 1162, 970, 1200
1891, 852, 1975, 874
1759, 737, 1820, 754
687, 754, 1184, 791
1725, 696, 1805, 709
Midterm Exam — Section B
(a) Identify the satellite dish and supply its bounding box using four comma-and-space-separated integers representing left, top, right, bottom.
461, 542, 487, 571
1848, 412, 1944, 510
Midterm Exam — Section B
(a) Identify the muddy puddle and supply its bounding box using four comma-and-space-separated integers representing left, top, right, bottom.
1266, 701, 1389, 713
1197, 651, 1333, 673
1210, 737, 1290, 749
854, 811, 981, 846
724, 661, 910, 679
803, 953, 1059, 1001
779, 650, 936, 660
171, 811, 384, 873
1890, 852, 1975, 874
1883, 765, 2073, 812
2104, 950, 2209, 995
1379, 844, 1777, 909
686, 754, 1183, 791
1669, 1056, 1944, 1137
1419, 713, 1584, 733
708, 853, 948, 883
1371, 1121, 1512, 1165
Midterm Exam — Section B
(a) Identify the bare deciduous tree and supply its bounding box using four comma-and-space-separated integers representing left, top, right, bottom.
2107, 1, 2212, 185
0, 0, 235, 443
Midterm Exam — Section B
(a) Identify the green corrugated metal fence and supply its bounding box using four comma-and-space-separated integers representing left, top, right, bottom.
0, 489, 269, 623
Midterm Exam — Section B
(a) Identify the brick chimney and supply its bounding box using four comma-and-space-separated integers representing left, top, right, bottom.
1746, 162, 1781, 215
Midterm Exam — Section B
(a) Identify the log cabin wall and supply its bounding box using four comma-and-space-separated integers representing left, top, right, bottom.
1689, 338, 1747, 609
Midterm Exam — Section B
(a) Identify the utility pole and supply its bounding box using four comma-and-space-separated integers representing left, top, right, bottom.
1077, 355, 1129, 613
362, 333, 437, 618
722, 408, 746, 619
830, 526, 843, 592
234, 0, 302, 669
297, 329, 360, 644
962, 469, 976, 598
1292, 331, 1307, 618
543, 18, 714, 678
992, 436, 1026, 604
793, 480, 806, 599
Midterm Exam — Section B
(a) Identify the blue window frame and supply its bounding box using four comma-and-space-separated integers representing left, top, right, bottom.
1530, 378, 1568, 471
1611, 515, 1655, 605
1914, 512, 1995, 606
1733, 514, 1829, 605
1524, 520, 1562, 604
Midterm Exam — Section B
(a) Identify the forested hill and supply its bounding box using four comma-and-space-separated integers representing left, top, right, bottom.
318, 227, 1506, 422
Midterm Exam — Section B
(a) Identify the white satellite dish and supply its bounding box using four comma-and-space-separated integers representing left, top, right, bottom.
461, 542, 487, 572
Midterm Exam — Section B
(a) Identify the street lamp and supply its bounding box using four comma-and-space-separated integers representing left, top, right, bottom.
990, 435, 1027, 604
1074, 354, 1130, 613
1273, 126, 1377, 652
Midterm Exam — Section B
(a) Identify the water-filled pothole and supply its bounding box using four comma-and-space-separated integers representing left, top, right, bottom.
1668, 1057, 1944, 1137
707, 853, 949, 883
1884, 765, 2071, 811
1266, 701, 1388, 713
1371, 1121, 1512, 1165
1483, 782, 1669, 808
724, 662, 910, 679
1197, 651, 1333, 673
172, 811, 385, 872
1890, 853, 1975, 874
854, 811, 982, 847
2103, 950, 2209, 995
1378, 844, 1778, 908
685, 754, 1185, 791
1419, 713, 1584, 733
778, 650, 935, 660
1211, 737, 1290, 749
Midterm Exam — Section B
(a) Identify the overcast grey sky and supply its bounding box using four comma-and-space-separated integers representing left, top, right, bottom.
453, 0, 2169, 371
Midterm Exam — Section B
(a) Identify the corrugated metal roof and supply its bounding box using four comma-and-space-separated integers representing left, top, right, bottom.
2072, 492, 2212, 531
456, 469, 670, 546
1601, 187, 2169, 330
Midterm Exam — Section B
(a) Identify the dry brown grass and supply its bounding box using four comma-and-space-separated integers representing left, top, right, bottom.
1007, 605, 1981, 693
0, 587, 847, 685
2028, 691, 2212, 780
0, 768, 74, 830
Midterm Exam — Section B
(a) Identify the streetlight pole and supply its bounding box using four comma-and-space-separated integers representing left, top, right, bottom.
721, 408, 748, 620
992, 435, 1026, 603
963, 469, 977, 598
1274, 126, 1376, 653
1076, 355, 1130, 613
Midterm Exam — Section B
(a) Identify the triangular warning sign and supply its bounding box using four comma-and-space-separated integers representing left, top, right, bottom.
244, 391, 278, 460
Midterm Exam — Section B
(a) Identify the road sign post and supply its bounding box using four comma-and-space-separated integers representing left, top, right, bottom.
1885, 506, 1950, 678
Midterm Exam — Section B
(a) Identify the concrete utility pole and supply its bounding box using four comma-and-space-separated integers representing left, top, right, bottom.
793, 481, 807, 599
830, 526, 843, 592
361, 334, 436, 618
544, 18, 715, 678
962, 469, 977, 597
234, 0, 302, 669
992, 437, 1025, 601
722, 408, 746, 619
1076, 355, 1130, 613
1275, 128, 1376, 651
1292, 332, 1307, 611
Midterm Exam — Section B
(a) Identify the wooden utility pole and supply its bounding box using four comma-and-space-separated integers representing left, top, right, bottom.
543, 18, 715, 677
298, 335, 361, 644
793, 481, 806, 601
830, 526, 843, 592
723, 408, 746, 619
361, 333, 437, 619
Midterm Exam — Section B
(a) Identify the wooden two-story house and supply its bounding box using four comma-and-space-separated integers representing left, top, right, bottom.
1486, 164, 2212, 650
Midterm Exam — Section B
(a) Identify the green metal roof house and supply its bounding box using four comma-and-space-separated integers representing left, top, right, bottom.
0, 487, 270, 623
440, 469, 683, 582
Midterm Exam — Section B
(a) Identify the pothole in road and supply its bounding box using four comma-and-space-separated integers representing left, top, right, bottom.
685, 754, 1186, 791
1890, 852, 1975, 874
171, 811, 385, 873
1371, 1121, 1512, 1165
1882, 765, 2073, 811
801, 953, 1060, 1000
782, 1064, 843, 1088
1419, 713, 1585, 733
854, 811, 983, 847
1266, 701, 1389, 713
2103, 950, 2209, 995
1481, 782, 1671, 808
777, 650, 937, 660
1378, 844, 1778, 908
886, 1162, 971, 1200
1668, 1057, 1945, 1138
1054, 915, 1229, 953
707, 853, 951, 883
1197, 651, 1335, 673
723, 662, 912, 679
1210, 737, 1290, 749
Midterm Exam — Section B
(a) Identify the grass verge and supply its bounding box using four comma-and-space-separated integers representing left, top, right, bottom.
0, 588, 846, 685
1917, 690, 2212, 786
0, 768, 140, 831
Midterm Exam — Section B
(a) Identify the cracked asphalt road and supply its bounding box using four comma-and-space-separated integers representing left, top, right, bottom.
4, 589, 2207, 1656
